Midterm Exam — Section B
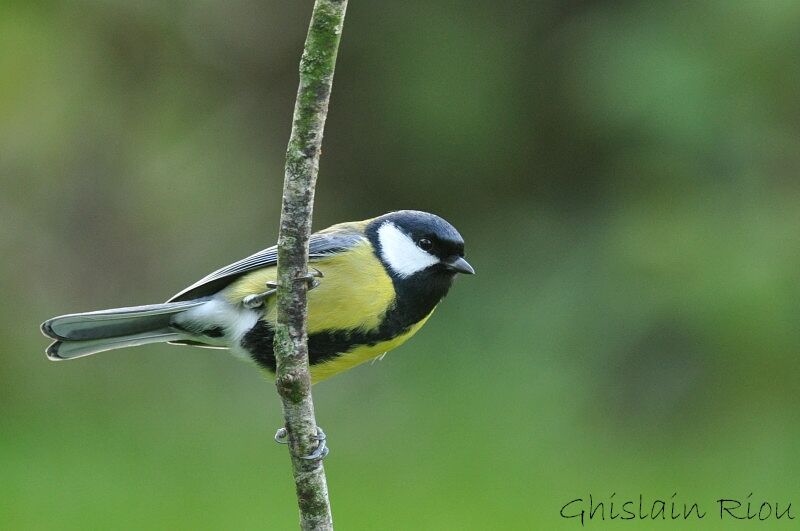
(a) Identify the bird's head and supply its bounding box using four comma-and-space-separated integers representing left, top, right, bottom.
366, 210, 475, 281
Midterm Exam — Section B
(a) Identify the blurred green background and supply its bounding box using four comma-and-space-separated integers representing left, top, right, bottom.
3, 1, 800, 529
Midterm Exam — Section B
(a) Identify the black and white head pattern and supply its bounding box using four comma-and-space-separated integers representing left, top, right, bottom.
377, 222, 440, 278
369, 210, 466, 279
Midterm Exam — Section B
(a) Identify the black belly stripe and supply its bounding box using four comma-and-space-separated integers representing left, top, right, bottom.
241, 321, 400, 373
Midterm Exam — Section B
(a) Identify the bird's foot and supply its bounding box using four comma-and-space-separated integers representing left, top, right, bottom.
242, 281, 278, 309
296, 267, 324, 290
274, 426, 329, 461
243, 269, 323, 309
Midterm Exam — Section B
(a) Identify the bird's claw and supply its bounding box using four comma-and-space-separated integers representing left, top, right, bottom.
301, 427, 329, 460
274, 426, 329, 461
296, 268, 324, 290
242, 281, 279, 309
244, 270, 322, 309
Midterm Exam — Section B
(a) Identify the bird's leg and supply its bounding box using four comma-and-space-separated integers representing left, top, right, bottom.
242, 281, 278, 309
243, 268, 323, 309
274, 426, 329, 460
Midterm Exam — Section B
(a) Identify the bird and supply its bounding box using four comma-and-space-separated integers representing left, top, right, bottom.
41, 210, 474, 384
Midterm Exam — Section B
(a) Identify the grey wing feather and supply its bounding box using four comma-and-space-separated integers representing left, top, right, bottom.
168, 232, 364, 302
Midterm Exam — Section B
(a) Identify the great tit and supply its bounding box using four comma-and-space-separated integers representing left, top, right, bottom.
41, 210, 474, 383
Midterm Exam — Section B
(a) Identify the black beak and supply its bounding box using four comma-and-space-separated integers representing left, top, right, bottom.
444, 256, 475, 275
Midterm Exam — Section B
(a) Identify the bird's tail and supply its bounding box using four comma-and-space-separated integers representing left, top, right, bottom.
41, 300, 204, 360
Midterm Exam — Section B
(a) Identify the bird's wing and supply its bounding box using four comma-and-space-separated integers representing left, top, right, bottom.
168, 231, 365, 302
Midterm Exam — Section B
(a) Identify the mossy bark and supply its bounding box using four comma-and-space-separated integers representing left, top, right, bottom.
273, 1, 347, 530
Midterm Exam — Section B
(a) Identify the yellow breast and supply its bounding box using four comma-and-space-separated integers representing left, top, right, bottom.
225, 240, 395, 333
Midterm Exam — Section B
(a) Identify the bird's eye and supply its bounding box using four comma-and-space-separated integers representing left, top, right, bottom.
417, 238, 433, 251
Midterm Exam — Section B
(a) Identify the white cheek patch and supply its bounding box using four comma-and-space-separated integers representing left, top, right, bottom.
377, 222, 439, 278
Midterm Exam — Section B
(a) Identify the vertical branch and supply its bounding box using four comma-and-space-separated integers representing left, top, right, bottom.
273, 1, 347, 530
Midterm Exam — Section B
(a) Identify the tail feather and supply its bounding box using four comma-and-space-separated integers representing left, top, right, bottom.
41, 301, 203, 341
41, 300, 204, 360
46, 330, 183, 360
